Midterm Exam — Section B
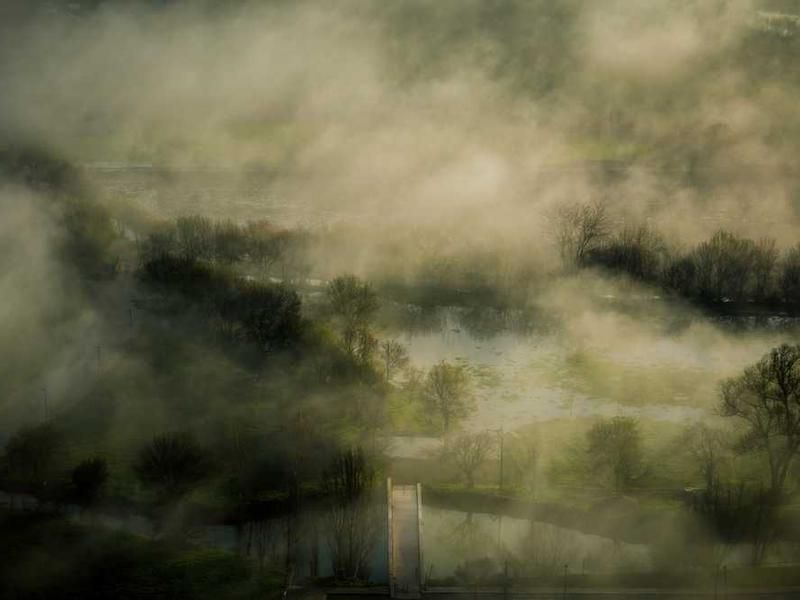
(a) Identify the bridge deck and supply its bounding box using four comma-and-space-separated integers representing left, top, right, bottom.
390, 484, 421, 599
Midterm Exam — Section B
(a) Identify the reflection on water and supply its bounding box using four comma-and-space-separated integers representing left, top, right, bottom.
47, 497, 800, 584
381, 303, 540, 340
422, 507, 651, 582
86, 503, 388, 584
228, 504, 388, 583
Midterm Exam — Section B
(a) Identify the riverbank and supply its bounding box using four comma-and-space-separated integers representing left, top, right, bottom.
0, 509, 282, 599
422, 486, 800, 547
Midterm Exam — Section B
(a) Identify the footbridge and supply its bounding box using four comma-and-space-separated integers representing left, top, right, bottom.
387, 479, 424, 599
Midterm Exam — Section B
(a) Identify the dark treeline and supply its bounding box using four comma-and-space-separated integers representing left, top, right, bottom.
144, 211, 800, 311
589, 228, 800, 305
139, 215, 311, 282
556, 201, 800, 306
0, 147, 398, 594
135, 213, 541, 309
0, 147, 477, 595
142, 255, 302, 352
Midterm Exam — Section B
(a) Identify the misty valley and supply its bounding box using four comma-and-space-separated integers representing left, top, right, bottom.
3, 2, 800, 599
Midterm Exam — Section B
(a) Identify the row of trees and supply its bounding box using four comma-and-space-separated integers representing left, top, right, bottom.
324, 275, 476, 431
557, 201, 800, 304
0, 427, 206, 514
573, 344, 800, 498
0, 423, 384, 582
142, 207, 800, 309
142, 255, 303, 351
433, 343, 800, 567
140, 216, 311, 282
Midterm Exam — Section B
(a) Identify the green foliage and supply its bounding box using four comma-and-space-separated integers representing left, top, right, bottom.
142, 255, 303, 351
0, 511, 275, 600
424, 360, 473, 433
326, 275, 379, 360
585, 417, 645, 492
219, 281, 303, 351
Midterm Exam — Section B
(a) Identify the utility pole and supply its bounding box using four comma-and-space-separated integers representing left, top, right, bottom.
502, 560, 509, 600
723, 565, 728, 600
489, 427, 505, 491
499, 427, 504, 491
41, 386, 49, 422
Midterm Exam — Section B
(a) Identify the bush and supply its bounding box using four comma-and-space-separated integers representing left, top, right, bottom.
588, 225, 665, 282
134, 432, 210, 504
141, 255, 303, 351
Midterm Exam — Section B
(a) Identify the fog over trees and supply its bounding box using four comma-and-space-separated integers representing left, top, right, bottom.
3, 1, 800, 598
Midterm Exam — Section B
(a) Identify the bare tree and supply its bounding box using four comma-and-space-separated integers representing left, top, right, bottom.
686, 423, 727, 491
516, 522, 579, 577
588, 224, 665, 281
781, 244, 800, 301
447, 432, 493, 488
379, 340, 409, 382
752, 238, 778, 301
424, 360, 473, 434
213, 220, 246, 264
689, 478, 780, 567
175, 215, 214, 260
553, 200, 609, 267
322, 448, 380, 582
139, 228, 177, 263
691, 230, 757, 301
720, 343, 800, 496
134, 432, 209, 505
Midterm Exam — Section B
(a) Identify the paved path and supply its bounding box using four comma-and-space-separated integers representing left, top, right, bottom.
391, 485, 421, 599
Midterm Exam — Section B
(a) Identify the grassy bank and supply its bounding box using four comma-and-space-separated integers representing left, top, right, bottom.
0, 509, 282, 600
